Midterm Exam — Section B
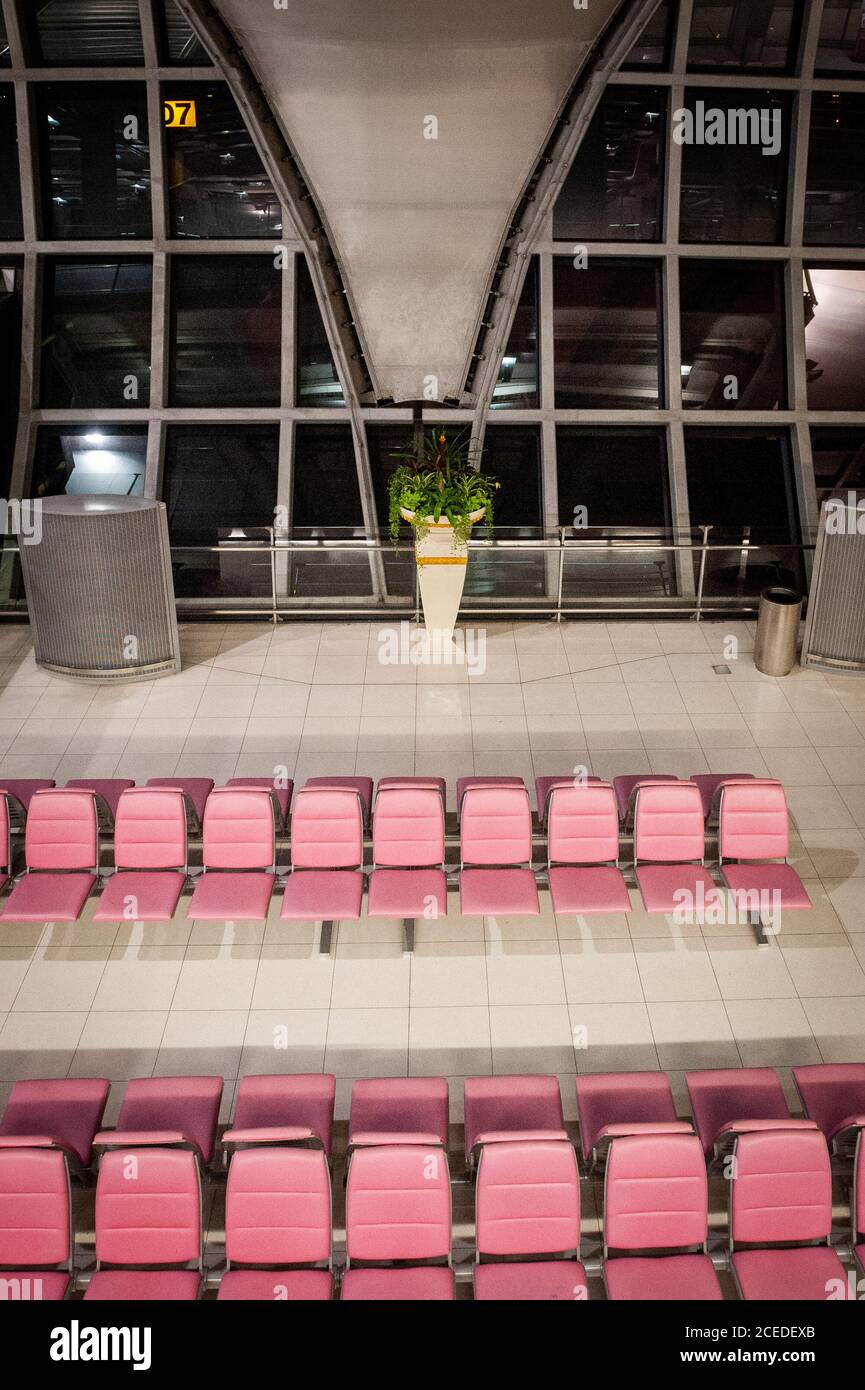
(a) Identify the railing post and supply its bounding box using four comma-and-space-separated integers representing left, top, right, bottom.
694, 525, 710, 622
269, 526, 278, 625
556, 527, 566, 622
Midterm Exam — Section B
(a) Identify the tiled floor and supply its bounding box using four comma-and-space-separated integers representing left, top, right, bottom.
0, 616, 864, 1131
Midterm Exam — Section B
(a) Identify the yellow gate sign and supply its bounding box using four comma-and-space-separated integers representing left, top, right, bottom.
163, 100, 197, 129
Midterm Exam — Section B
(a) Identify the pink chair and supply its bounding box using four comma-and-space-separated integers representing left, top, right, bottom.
792, 1063, 865, 1156
303, 775, 373, 828
536, 775, 602, 826
690, 772, 755, 822
546, 781, 631, 915
64, 778, 135, 825
222, 1074, 336, 1158
603, 1133, 722, 1300
145, 776, 213, 831
367, 780, 447, 949
632, 779, 723, 918
685, 1068, 793, 1158
341, 1141, 454, 1300
574, 1072, 687, 1173
0, 779, 55, 817
0, 1144, 74, 1300
2, 788, 99, 921
463, 1076, 566, 1169
456, 775, 525, 818
855, 1128, 865, 1279
0, 1077, 110, 1170
225, 776, 292, 829
729, 1128, 846, 1300
94, 1076, 223, 1166
718, 780, 812, 938
280, 785, 365, 950
84, 1147, 202, 1300
459, 783, 539, 917
93, 788, 187, 922
613, 773, 679, 824
0, 790, 13, 897
187, 786, 277, 920
218, 1147, 333, 1301
348, 1078, 449, 1149
474, 1138, 587, 1301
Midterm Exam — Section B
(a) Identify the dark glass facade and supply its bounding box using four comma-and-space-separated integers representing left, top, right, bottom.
679, 260, 787, 410
678, 90, 791, 245
169, 255, 282, 407
492, 258, 539, 410
553, 87, 666, 243
40, 257, 152, 408
553, 258, 663, 409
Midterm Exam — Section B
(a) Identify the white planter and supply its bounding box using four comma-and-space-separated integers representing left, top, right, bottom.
401, 507, 484, 642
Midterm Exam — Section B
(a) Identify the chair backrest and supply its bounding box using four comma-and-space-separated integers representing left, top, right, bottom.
0, 1077, 110, 1167
476, 1139, 580, 1259
0, 792, 10, 872
290, 786, 364, 870
113, 788, 187, 871
731, 1129, 832, 1246
0, 1147, 70, 1269
464, 1076, 564, 1159
575, 1072, 677, 1161
225, 1147, 331, 1268
345, 1144, 451, 1264
719, 779, 789, 862
604, 1133, 708, 1253
856, 1130, 865, 1242
25, 789, 98, 871
460, 785, 532, 867
793, 1063, 865, 1141
372, 784, 444, 868
685, 1067, 789, 1153
95, 1147, 201, 1267
349, 1078, 448, 1145
233, 1074, 336, 1156
633, 780, 704, 864
202, 786, 275, 870
115, 1076, 223, 1164
547, 782, 619, 866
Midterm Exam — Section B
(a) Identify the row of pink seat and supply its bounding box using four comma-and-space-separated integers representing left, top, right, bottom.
2, 1066, 864, 1301
0, 771, 810, 930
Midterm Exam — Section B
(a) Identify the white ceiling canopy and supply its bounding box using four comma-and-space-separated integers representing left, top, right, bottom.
207, 0, 622, 403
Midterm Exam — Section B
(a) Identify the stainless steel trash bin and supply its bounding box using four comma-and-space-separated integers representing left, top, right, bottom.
754, 586, 803, 676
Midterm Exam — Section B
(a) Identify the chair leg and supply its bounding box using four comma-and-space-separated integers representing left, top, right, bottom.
319, 920, 334, 954
403, 917, 415, 953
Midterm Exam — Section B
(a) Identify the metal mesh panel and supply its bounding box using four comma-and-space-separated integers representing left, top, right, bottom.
802, 493, 865, 675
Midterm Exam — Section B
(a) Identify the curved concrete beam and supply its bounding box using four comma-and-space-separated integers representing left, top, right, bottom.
204, 0, 624, 404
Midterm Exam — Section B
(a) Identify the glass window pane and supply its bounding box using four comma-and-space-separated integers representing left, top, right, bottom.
805, 266, 865, 411
0, 8, 11, 66
556, 426, 670, 529
365, 422, 412, 530
680, 260, 786, 410
491, 259, 539, 410
0, 265, 22, 498
31, 424, 147, 498
158, 0, 212, 66
553, 257, 663, 409
481, 426, 542, 528
0, 88, 22, 238
678, 90, 791, 244
169, 255, 281, 407
684, 427, 802, 596
553, 87, 666, 243
810, 427, 865, 505
163, 424, 278, 543
621, 0, 676, 70
164, 82, 281, 240
35, 83, 150, 239
292, 424, 364, 529
23, 0, 144, 66
296, 257, 344, 406
686, 0, 803, 72
815, 1, 865, 76
40, 257, 152, 408
804, 92, 865, 246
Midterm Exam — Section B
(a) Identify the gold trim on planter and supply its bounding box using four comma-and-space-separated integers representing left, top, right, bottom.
416, 556, 468, 566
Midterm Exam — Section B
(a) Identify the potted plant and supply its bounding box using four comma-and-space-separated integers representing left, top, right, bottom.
388, 429, 499, 641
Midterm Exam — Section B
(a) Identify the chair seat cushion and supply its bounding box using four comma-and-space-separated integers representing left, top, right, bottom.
549, 865, 631, 915
93, 871, 185, 922
2, 872, 96, 921
474, 1260, 587, 1301
732, 1245, 846, 1301
721, 864, 812, 911
281, 870, 364, 920
84, 1270, 201, 1300
605, 1254, 722, 1301
1, 1271, 69, 1300
340, 1266, 455, 1301
217, 1269, 333, 1301
367, 868, 447, 919
635, 864, 722, 916
188, 871, 274, 920
460, 868, 539, 917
